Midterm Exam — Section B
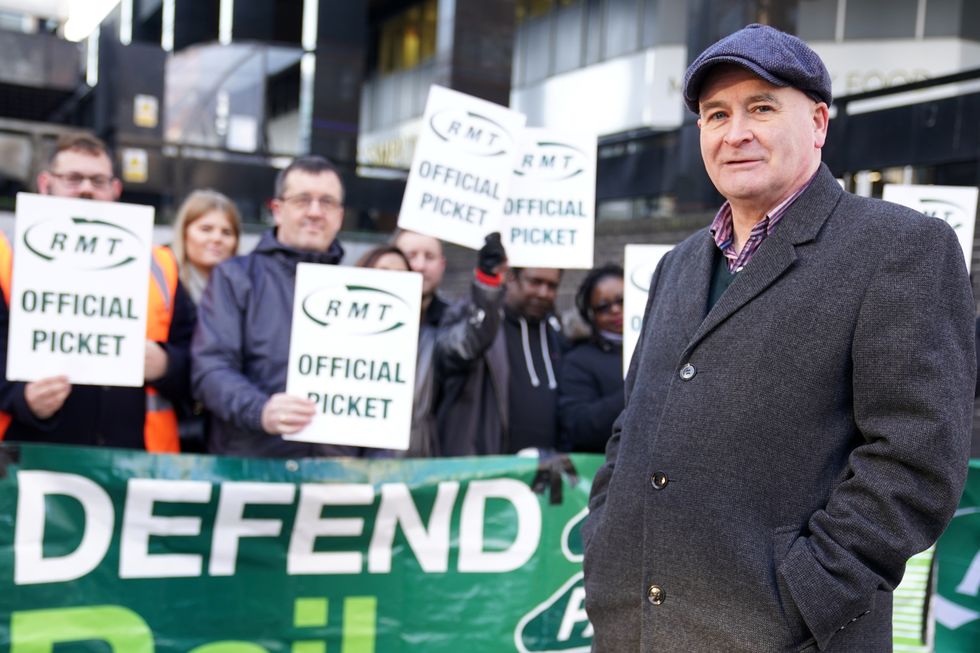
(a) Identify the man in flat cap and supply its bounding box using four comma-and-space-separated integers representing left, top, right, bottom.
582, 24, 974, 652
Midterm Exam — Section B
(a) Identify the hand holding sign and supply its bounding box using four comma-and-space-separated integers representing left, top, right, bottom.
261, 392, 316, 435
143, 341, 168, 382
24, 375, 72, 419
478, 232, 508, 277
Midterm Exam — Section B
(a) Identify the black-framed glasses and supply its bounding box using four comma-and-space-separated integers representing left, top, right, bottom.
592, 296, 624, 315
47, 171, 114, 189
279, 194, 343, 211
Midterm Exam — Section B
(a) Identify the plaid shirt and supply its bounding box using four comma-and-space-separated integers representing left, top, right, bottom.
709, 174, 817, 272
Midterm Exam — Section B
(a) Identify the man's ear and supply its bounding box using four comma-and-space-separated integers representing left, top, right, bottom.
109, 177, 123, 201
812, 102, 830, 149
36, 171, 51, 194
270, 198, 284, 227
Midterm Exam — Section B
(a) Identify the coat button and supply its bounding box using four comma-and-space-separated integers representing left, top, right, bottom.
647, 585, 665, 605
679, 363, 696, 380
651, 472, 668, 489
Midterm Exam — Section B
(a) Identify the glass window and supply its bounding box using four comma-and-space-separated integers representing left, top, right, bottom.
924, 0, 961, 38
604, 0, 640, 59
512, 19, 527, 86
377, 0, 438, 75
642, 0, 687, 47
965, 1, 980, 41
523, 15, 553, 84
797, 0, 838, 41
517, 0, 555, 23
584, 0, 603, 66
553, 1, 585, 74
844, 0, 917, 40
597, 199, 634, 220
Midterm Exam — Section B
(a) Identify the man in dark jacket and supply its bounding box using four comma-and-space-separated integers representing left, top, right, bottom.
437, 250, 565, 455
583, 25, 974, 652
391, 229, 449, 456
192, 155, 358, 458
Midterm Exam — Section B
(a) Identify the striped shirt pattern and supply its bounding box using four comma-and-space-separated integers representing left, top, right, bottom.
709, 174, 816, 272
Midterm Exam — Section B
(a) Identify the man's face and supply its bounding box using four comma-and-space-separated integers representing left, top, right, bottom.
37, 149, 121, 202
506, 268, 561, 321
697, 65, 829, 215
394, 231, 445, 296
271, 169, 345, 252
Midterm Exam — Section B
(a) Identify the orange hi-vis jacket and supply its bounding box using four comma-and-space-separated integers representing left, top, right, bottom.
0, 233, 180, 452
0, 232, 11, 438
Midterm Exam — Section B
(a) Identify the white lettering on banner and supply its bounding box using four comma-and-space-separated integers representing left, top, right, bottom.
458, 479, 542, 573
14, 471, 115, 585
12, 474, 546, 583
210, 482, 297, 576
557, 586, 591, 641
287, 483, 375, 575
119, 479, 212, 579
368, 482, 459, 574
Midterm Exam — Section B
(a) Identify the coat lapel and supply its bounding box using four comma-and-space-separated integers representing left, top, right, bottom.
683, 164, 844, 357
677, 232, 716, 343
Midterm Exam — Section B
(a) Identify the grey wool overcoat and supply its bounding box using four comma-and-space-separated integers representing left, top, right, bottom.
582, 164, 975, 652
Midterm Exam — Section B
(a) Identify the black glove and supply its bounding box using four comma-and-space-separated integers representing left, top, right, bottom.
477, 232, 507, 276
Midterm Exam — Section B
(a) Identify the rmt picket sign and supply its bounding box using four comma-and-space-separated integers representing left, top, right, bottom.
7, 193, 153, 387
398, 85, 526, 250
502, 128, 597, 270
285, 263, 422, 450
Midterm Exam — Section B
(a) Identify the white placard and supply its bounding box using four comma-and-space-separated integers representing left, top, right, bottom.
501, 127, 596, 269
882, 184, 978, 271
623, 244, 673, 377
397, 85, 527, 250
284, 264, 422, 450
7, 193, 153, 386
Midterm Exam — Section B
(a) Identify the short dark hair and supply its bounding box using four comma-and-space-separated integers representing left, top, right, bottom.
275, 155, 344, 200
48, 132, 114, 173
355, 245, 410, 270
575, 263, 624, 327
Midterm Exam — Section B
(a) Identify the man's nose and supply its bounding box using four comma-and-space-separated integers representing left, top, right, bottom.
76, 178, 98, 195
723, 113, 753, 146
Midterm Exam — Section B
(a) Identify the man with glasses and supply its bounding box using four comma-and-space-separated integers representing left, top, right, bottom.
0, 132, 195, 452
193, 155, 359, 457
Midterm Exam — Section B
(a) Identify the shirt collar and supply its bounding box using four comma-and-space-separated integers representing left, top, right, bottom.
709, 169, 820, 250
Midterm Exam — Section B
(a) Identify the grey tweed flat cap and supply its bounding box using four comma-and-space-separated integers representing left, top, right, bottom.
682, 23, 832, 114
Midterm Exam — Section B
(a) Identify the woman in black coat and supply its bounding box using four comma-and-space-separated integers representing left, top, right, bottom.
558, 264, 625, 453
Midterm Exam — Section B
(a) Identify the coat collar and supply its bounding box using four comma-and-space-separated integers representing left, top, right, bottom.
682, 163, 844, 358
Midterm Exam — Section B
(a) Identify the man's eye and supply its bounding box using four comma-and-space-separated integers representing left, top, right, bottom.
753, 105, 774, 113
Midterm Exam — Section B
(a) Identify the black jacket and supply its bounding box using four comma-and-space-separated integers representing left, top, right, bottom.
558, 337, 624, 453
436, 283, 565, 455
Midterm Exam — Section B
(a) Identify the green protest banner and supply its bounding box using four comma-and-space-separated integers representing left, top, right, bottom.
1, 445, 976, 652
0, 444, 598, 652
935, 459, 980, 652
